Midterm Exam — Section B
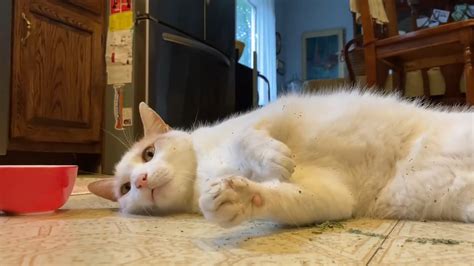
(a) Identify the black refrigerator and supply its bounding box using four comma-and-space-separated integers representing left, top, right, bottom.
134, 0, 236, 129
103, 0, 236, 173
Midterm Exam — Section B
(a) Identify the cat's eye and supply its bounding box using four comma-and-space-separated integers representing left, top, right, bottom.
120, 182, 131, 195
142, 146, 155, 162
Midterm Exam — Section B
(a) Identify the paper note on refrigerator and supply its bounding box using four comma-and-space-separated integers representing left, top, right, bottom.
109, 0, 133, 31
106, 0, 133, 85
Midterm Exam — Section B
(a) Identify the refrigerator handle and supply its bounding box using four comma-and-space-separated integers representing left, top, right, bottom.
162, 32, 230, 67
135, 12, 157, 24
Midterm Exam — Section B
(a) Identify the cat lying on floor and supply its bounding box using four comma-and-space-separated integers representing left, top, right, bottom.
89, 90, 474, 227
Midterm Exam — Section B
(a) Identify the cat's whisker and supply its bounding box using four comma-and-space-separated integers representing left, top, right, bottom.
101, 128, 131, 149
134, 131, 141, 142
182, 175, 199, 183
121, 128, 133, 147
177, 176, 195, 182
118, 127, 133, 148
179, 171, 196, 177
191, 108, 200, 130
142, 206, 153, 217
125, 128, 135, 146
175, 171, 197, 181
119, 129, 129, 147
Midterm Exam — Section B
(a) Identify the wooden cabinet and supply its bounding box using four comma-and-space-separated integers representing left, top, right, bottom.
9, 0, 106, 153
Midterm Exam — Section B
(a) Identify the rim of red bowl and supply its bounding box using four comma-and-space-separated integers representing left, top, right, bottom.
0, 165, 78, 168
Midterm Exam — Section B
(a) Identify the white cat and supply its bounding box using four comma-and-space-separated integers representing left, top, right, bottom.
89, 90, 474, 227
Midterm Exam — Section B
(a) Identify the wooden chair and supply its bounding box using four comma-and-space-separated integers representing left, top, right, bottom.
344, 14, 387, 86
344, 36, 365, 85
357, 0, 474, 105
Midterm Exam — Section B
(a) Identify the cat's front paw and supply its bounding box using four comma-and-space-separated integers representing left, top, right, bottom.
240, 130, 295, 181
199, 176, 262, 228
257, 139, 295, 180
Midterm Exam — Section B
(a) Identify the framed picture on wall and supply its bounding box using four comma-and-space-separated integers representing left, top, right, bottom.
302, 28, 345, 80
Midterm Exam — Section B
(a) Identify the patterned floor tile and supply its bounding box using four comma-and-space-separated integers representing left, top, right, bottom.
1, 178, 472, 265
368, 220, 474, 265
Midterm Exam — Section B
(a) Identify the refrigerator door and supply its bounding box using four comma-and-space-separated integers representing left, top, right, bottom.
149, 0, 204, 40
147, 22, 235, 128
205, 0, 235, 57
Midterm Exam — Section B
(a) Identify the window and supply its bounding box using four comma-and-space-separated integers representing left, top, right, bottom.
236, 0, 276, 105
235, 0, 256, 68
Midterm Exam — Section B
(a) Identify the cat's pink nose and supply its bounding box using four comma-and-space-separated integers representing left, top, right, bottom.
135, 174, 148, 189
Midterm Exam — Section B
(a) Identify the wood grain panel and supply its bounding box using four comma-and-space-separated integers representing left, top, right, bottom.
63, 0, 104, 15
29, 13, 92, 127
8, 140, 101, 154
11, 0, 105, 145
403, 54, 464, 71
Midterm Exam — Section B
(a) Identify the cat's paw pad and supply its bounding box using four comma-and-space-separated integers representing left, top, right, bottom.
199, 176, 261, 228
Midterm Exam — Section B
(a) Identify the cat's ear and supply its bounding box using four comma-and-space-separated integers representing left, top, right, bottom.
139, 102, 171, 136
88, 179, 117, 202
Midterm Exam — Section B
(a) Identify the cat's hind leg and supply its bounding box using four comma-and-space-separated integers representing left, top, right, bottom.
199, 166, 355, 227
377, 162, 474, 223
452, 178, 474, 223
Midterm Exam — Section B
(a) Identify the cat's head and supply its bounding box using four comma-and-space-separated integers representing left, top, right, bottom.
88, 103, 197, 214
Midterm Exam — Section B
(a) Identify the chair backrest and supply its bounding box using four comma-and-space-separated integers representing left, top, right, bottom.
357, 0, 398, 45
345, 0, 397, 84
343, 36, 365, 84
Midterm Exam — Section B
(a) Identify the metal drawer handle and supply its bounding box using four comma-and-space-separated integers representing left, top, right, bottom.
21, 12, 32, 45
162, 32, 230, 66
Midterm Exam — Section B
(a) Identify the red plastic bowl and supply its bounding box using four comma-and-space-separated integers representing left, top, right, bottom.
0, 165, 77, 214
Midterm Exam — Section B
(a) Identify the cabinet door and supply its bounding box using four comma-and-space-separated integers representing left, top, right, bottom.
205, 0, 235, 57
11, 0, 105, 143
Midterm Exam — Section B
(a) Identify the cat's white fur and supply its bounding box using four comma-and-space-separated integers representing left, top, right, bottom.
100, 90, 474, 227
